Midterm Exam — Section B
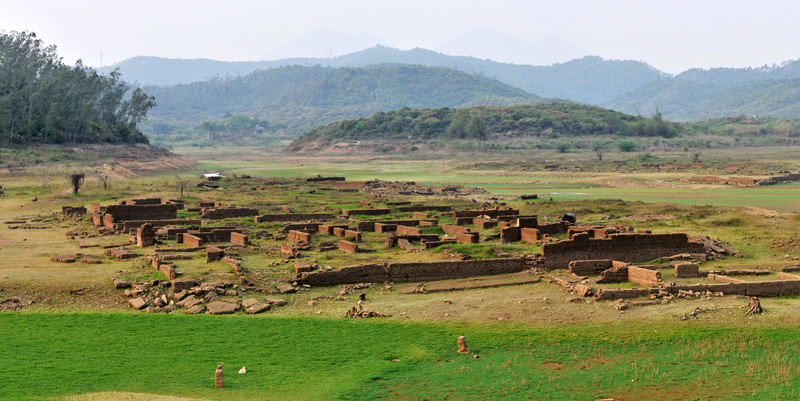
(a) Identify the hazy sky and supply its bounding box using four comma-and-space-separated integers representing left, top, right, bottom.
2, 0, 799, 74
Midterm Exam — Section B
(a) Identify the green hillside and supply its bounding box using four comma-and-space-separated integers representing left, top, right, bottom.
287, 102, 678, 151
142, 64, 541, 146
673, 79, 800, 120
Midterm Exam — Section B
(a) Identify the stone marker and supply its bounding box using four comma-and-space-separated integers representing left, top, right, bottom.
457, 336, 469, 353
215, 365, 223, 388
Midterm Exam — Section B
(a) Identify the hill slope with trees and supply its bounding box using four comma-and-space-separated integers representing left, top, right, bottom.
0, 31, 154, 145
142, 64, 542, 145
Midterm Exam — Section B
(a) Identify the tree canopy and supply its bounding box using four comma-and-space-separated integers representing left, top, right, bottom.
0, 30, 154, 145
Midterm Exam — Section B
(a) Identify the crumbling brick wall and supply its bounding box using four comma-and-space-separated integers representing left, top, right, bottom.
537, 221, 570, 235
318, 225, 348, 235
62, 206, 86, 216
183, 234, 203, 247
627, 265, 661, 286
674, 263, 699, 278
288, 230, 311, 243
338, 240, 359, 253
342, 208, 390, 216
344, 230, 362, 242
384, 234, 440, 248
206, 245, 225, 262
500, 227, 521, 243
569, 259, 613, 276
254, 213, 333, 223
374, 223, 397, 233
457, 232, 479, 244
136, 224, 155, 247
517, 217, 538, 228
396, 225, 422, 235
543, 232, 704, 269
453, 208, 519, 218
441, 224, 470, 235
201, 207, 259, 219
296, 258, 525, 286
473, 219, 497, 229
521, 228, 540, 244
230, 232, 248, 246
332, 227, 346, 237
398, 205, 453, 212
597, 262, 628, 283
122, 219, 201, 233
105, 204, 177, 221
281, 223, 320, 233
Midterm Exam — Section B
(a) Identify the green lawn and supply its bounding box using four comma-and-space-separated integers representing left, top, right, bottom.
3, 314, 800, 400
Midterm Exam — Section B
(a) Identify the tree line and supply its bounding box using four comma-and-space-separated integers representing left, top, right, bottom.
0, 31, 155, 145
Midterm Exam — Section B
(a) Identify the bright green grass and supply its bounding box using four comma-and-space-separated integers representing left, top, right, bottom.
3, 314, 800, 400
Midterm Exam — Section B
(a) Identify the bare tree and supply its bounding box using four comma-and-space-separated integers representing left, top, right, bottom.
97, 174, 109, 189
69, 173, 85, 194
174, 174, 190, 197
692, 152, 702, 163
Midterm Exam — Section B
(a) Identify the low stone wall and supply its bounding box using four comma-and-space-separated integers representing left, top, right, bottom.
62, 206, 86, 216
500, 227, 521, 243
441, 224, 470, 235
457, 232, 479, 244
344, 230, 362, 242
206, 245, 225, 262
288, 230, 311, 243
183, 234, 203, 247
332, 227, 346, 237
281, 223, 320, 233
122, 219, 201, 233
398, 205, 453, 212
254, 213, 333, 223
230, 232, 248, 246
338, 240, 359, 253
412, 212, 430, 219
319, 225, 348, 235
453, 208, 519, 218
627, 265, 661, 286
473, 219, 497, 229
569, 259, 613, 276
543, 232, 705, 269
201, 207, 259, 219
385, 234, 440, 248
342, 208, 390, 216
517, 217, 538, 228
105, 204, 177, 221
423, 239, 457, 249
674, 263, 699, 278
521, 228, 540, 244
597, 262, 628, 283
397, 225, 422, 235
296, 257, 526, 286
375, 223, 397, 233
537, 222, 570, 235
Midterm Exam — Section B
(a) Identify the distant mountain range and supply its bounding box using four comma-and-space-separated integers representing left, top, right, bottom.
433, 29, 589, 66
260, 28, 391, 60
99, 47, 662, 104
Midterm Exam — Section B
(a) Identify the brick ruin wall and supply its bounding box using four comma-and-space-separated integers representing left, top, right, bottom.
456, 232, 479, 244
398, 205, 453, 212
338, 240, 359, 253
296, 258, 526, 286
183, 234, 203, 247
288, 230, 311, 243
374, 223, 397, 233
500, 227, 521, 243
396, 225, 422, 235
121, 219, 201, 233
201, 207, 259, 219
520, 228, 540, 244
356, 220, 437, 232
453, 208, 519, 218
344, 230, 362, 242
254, 213, 333, 223
537, 222, 570, 235
543, 233, 705, 269
318, 225, 349, 235
342, 208, 391, 216
281, 223, 320, 233
441, 224, 470, 235
62, 206, 87, 216
384, 234, 440, 248
569, 259, 613, 276
627, 265, 661, 286
230, 232, 248, 246
105, 204, 178, 221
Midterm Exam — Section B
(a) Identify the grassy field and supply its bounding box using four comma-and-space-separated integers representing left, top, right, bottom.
2, 145, 800, 400
3, 314, 800, 401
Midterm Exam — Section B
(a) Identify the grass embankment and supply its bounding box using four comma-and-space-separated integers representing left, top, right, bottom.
2, 314, 800, 401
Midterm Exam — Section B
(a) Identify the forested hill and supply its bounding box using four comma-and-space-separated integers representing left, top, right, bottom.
602, 60, 800, 121
101, 47, 666, 104
287, 103, 661, 151
0, 31, 155, 145
142, 64, 541, 143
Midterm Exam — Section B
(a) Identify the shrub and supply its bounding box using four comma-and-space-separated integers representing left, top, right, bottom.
617, 140, 637, 152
